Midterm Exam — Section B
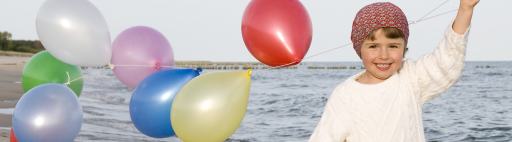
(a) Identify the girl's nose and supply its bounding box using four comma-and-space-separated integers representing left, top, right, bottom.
378, 48, 389, 59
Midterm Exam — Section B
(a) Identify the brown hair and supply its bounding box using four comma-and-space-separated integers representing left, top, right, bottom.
365, 27, 408, 54
365, 27, 405, 41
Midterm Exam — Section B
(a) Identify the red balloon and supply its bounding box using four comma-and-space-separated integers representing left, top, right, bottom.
10, 128, 18, 142
242, 0, 312, 67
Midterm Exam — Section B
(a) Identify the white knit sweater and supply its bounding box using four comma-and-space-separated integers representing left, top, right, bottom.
309, 25, 470, 142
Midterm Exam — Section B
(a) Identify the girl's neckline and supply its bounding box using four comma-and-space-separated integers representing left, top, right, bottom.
350, 70, 398, 87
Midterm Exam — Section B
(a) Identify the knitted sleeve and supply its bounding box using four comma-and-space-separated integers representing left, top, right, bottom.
408, 24, 470, 104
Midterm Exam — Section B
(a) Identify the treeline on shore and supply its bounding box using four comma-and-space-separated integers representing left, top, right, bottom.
0, 31, 44, 53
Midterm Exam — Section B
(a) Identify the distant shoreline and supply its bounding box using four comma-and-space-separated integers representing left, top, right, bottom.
1, 50, 510, 62
1, 50, 510, 71
0, 50, 33, 57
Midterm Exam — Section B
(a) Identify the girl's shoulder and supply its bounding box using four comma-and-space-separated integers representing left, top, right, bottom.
329, 72, 364, 99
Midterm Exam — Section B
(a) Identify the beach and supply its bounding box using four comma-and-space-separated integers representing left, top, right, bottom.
1, 50, 511, 141
0, 52, 31, 141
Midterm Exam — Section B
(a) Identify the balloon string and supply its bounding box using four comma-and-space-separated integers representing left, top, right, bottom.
264, 43, 352, 70
265, 1, 457, 70
412, 9, 459, 24
66, 76, 83, 85
60, 64, 193, 85
65, 71, 83, 85
415, 0, 451, 23
265, 60, 301, 70
66, 72, 71, 84
107, 63, 175, 70
303, 43, 352, 60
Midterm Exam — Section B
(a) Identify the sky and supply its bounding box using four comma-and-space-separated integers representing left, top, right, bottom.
1, 0, 510, 62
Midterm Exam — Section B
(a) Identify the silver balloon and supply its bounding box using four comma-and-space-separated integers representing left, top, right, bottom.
36, 0, 111, 66
12, 83, 83, 142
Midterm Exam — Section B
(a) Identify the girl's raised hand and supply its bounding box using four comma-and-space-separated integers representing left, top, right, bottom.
460, 0, 479, 10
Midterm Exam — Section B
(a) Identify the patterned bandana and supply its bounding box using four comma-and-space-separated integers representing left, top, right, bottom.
351, 2, 409, 58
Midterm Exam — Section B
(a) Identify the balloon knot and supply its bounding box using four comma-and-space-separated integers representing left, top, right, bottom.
154, 62, 162, 71
247, 69, 252, 76
65, 72, 71, 85
108, 63, 115, 70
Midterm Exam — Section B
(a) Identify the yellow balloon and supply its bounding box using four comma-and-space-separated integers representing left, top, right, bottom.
171, 70, 252, 142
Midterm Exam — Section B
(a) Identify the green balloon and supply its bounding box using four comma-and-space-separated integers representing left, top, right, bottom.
22, 51, 83, 96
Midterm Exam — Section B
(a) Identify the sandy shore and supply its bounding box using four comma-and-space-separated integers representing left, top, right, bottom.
0, 55, 30, 140
0, 56, 26, 101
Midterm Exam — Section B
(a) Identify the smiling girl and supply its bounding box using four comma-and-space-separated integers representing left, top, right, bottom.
309, 0, 479, 141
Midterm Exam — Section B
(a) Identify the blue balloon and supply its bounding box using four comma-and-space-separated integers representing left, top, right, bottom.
13, 83, 82, 142
130, 68, 200, 138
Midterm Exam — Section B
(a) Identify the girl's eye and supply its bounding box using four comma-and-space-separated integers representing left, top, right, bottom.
368, 45, 377, 48
390, 45, 398, 48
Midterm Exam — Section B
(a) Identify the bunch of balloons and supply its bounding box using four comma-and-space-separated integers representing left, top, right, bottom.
129, 69, 252, 142
11, 0, 256, 141
125, 1, 314, 140
13, 51, 84, 142
12, 0, 312, 141
11, 0, 99, 140
108, 12, 252, 142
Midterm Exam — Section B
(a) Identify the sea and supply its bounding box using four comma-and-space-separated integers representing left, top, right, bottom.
72, 61, 512, 142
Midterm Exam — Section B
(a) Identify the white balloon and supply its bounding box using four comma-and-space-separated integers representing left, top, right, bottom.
36, 0, 111, 66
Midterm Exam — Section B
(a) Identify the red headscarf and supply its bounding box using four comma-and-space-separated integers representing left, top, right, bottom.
351, 2, 409, 58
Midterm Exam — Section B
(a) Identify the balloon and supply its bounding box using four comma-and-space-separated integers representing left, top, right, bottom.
12, 84, 82, 142
112, 26, 175, 89
22, 51, 83, 96
10, 128, 17, 142
130, 68, 200, 138
36, 0, 111, 66
171, 70, 251, 142
242, 0, 312, 67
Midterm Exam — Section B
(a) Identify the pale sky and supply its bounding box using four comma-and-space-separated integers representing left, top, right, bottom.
1, 0, 510, 62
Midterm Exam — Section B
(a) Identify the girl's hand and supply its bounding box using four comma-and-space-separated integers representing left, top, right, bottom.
460, 0, 479, 11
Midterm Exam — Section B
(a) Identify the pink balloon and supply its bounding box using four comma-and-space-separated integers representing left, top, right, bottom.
111, 26, 174, 89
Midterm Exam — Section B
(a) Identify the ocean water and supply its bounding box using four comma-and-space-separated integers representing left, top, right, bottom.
76, 62, 512, 142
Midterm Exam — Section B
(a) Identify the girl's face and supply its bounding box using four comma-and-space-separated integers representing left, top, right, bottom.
359, 28, 406, 84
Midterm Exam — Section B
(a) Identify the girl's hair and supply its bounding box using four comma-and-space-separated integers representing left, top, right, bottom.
365, 27, 409, 55
365, 27, 405, 41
